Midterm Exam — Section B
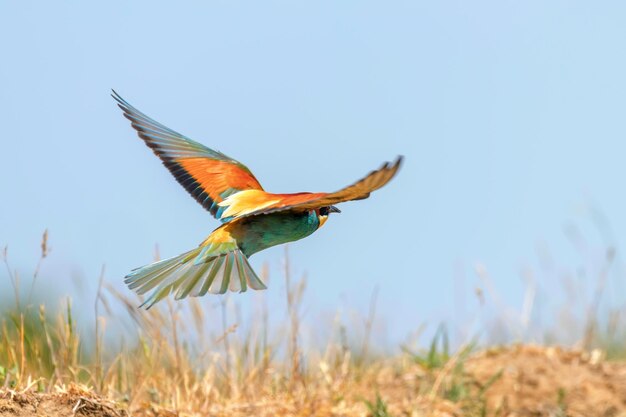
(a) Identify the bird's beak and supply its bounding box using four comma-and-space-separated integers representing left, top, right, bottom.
318, 206, 340, 229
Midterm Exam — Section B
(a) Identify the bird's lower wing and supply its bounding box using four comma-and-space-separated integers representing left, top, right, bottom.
221, 156, 403, 219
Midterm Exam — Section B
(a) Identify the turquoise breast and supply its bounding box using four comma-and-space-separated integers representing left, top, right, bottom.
234, 210, 320, 257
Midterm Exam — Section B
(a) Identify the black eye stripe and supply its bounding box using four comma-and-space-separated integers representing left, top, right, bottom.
319, 207, 329, 216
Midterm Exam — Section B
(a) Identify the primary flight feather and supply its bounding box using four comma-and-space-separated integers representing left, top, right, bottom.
113, 91, 403, 308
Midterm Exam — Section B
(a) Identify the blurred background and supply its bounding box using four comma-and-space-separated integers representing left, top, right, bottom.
2, 1, 626, 350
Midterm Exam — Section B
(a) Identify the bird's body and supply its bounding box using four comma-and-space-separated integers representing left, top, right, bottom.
113, 91, 402, 308
214, 210, 321, 257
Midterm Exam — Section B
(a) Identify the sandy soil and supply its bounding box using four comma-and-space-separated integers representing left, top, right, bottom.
0, 385, 127, 417
465, 345, 626, 417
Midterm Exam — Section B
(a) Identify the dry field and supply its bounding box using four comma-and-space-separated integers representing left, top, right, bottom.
2, 233, 626, 416
1, 345, 625, 417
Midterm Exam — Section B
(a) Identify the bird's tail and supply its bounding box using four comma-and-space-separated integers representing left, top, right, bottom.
124, 244, 266, 309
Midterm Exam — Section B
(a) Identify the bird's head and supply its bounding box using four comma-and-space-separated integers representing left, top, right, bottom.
316, 205, 341, 228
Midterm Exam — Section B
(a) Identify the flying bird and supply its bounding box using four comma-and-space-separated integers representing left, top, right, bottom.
113, 91, 402, 308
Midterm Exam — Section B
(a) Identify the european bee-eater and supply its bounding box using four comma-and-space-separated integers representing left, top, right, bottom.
113, 91, 402, 308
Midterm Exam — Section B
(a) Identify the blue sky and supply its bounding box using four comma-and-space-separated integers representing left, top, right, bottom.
2, 1, 626, 345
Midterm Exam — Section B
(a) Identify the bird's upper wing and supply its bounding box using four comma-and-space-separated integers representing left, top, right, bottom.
219, 156, 403, 219
113, 91, 263, 220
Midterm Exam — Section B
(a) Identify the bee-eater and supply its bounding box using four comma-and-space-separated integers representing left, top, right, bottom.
113, 91, 402, 308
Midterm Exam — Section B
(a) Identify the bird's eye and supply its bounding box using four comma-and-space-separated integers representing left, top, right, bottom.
319, 207, 329, 216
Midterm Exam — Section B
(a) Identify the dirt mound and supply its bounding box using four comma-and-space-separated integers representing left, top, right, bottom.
0, 385, 127, 417
466, 345, 626, 416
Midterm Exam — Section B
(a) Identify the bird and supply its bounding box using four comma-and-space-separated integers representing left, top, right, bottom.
112, 91, 403, 308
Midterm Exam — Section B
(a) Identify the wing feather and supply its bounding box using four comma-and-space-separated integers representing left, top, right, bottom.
113, 90, 263, 220
230, 156, 403, 218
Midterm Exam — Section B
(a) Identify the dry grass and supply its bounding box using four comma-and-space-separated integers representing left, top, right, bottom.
1, 230, 626, 416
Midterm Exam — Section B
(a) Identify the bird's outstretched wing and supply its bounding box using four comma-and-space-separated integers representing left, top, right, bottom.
219, 156, 403, 219
112, 91, 263, 220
